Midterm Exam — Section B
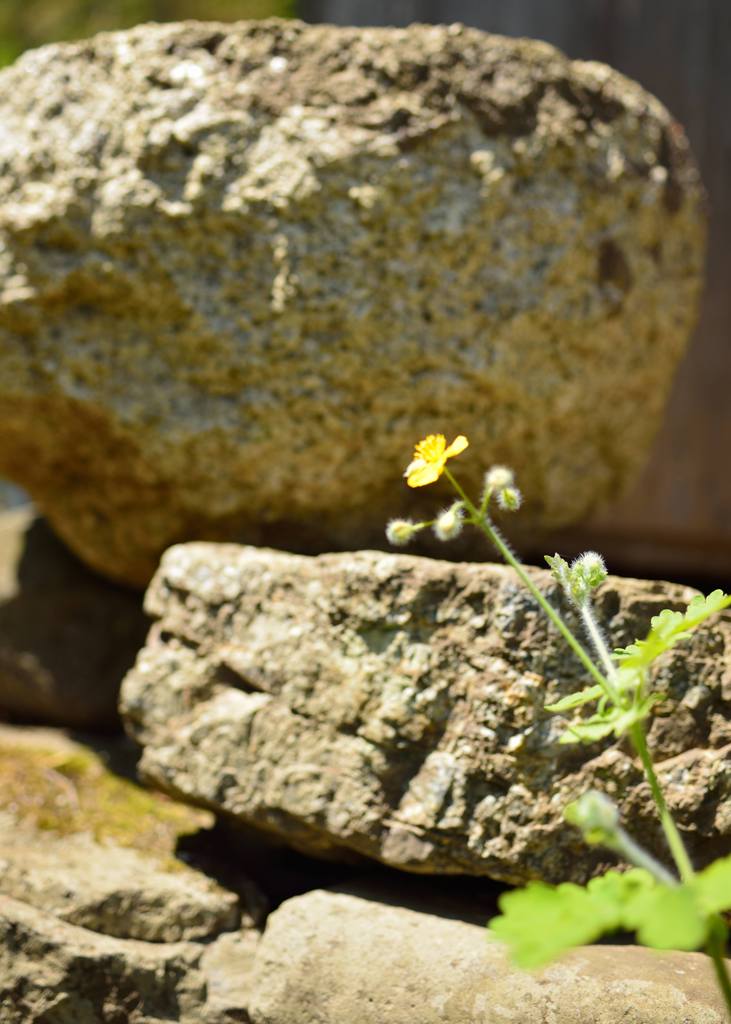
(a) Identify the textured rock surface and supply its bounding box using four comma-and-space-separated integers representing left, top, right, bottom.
248, 888, 731, 1024
0, 19, 705, 585
0, 896, 260, 1024
121, 544, 731, 884
0, 508, 148, 729
0, 726, 261, 1023
0, 829, 240, 943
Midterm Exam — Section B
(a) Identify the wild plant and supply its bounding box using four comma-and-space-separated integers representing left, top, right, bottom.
387, 433, 731, 1016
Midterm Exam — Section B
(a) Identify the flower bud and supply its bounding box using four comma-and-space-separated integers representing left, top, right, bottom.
565, 790, 620, 845
546, 551, 607, 606
484, 465, 515, 491
386, 519, 419, 547
496, 486, 522, 512
564, 551, 608, 604
433, 502, 464, 542
572, 551, 607, 590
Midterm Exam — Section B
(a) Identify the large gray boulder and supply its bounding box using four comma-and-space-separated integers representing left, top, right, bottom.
0, 19, 705, 585
120, 544, 731, 885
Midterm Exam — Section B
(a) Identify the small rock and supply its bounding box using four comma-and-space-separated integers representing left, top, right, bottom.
248, 887, 730, 1024
0, 895, 260, 1024
0, 829, 240, 942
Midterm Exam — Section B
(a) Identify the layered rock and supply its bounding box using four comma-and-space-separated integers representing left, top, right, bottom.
0, 726, 261, 1022
2, 726, 728, 1020
0, 19, 705, 584
120, 544, 731, 884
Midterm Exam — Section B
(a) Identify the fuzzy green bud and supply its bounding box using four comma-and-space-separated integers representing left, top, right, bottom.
496, 486, 522, 512
572, 551, 607, 590
433, 502, 464, 542
565, 790, 620, 846
386, 519, 420, 547
484, 465, 515, 490
546, 551, 607, 605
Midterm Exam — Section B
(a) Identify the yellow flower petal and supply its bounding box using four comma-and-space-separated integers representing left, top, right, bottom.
445, 435, 469, 458
404, 432, 469, 487
414, 434, 446, 463
404, 457, 427, 479
407, 462, 442, 488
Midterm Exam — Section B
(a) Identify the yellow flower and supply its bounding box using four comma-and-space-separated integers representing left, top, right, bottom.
405, 433, 469, 488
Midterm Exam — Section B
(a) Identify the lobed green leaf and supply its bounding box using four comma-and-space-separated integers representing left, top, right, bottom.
614, 591, 731, 674
694, 855, 731, 916
490, 865, 731, 968
489, 870, 654, 969
556, 694, 664, 745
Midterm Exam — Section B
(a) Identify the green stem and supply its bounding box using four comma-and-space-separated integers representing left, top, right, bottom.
609, 826, 678, 887
629, 722, 694, 883
707, 917, 731, 1020
444, 470, 613, 699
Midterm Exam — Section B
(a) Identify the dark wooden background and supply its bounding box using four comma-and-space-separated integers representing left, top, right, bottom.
303, 0, 731, 584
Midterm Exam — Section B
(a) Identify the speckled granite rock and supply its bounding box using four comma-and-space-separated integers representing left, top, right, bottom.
0, 19, 705, 584
0, 726, 261, 1023
248, 888, 731, 1024
120, 544, 731, 885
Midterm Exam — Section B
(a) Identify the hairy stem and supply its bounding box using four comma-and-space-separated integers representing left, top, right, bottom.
609, 826, 678, 886
580, 603, 619, 693
445, 470, 613, 698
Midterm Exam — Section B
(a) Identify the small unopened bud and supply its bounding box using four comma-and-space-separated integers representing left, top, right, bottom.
386, 519, 419, 547
433, 502, 464, 542
572, 552, 607, 590
564, 551, 608, 604
484, 465, 515, 491
496, 486, 522, 512
546, 551, 607, 605
565, 790, 620, 845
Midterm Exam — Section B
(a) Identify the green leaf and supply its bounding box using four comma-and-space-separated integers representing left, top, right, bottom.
545, 553, 570, 586
558, 716, 616, 745
489, 870, 654, 969
491, 860, 731, 969
609, 693, 666, 735
623, 884, 709, 951
694, 855, 731, 915
556, 695, 663, 745
614, 591, 731, 674
545, 685, 604, 713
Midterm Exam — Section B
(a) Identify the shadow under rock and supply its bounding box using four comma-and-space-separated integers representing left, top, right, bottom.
176, 817, 509, 928
0, 511, 149, 732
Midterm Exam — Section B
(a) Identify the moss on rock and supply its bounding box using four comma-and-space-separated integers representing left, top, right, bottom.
0, 728, 212, 861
